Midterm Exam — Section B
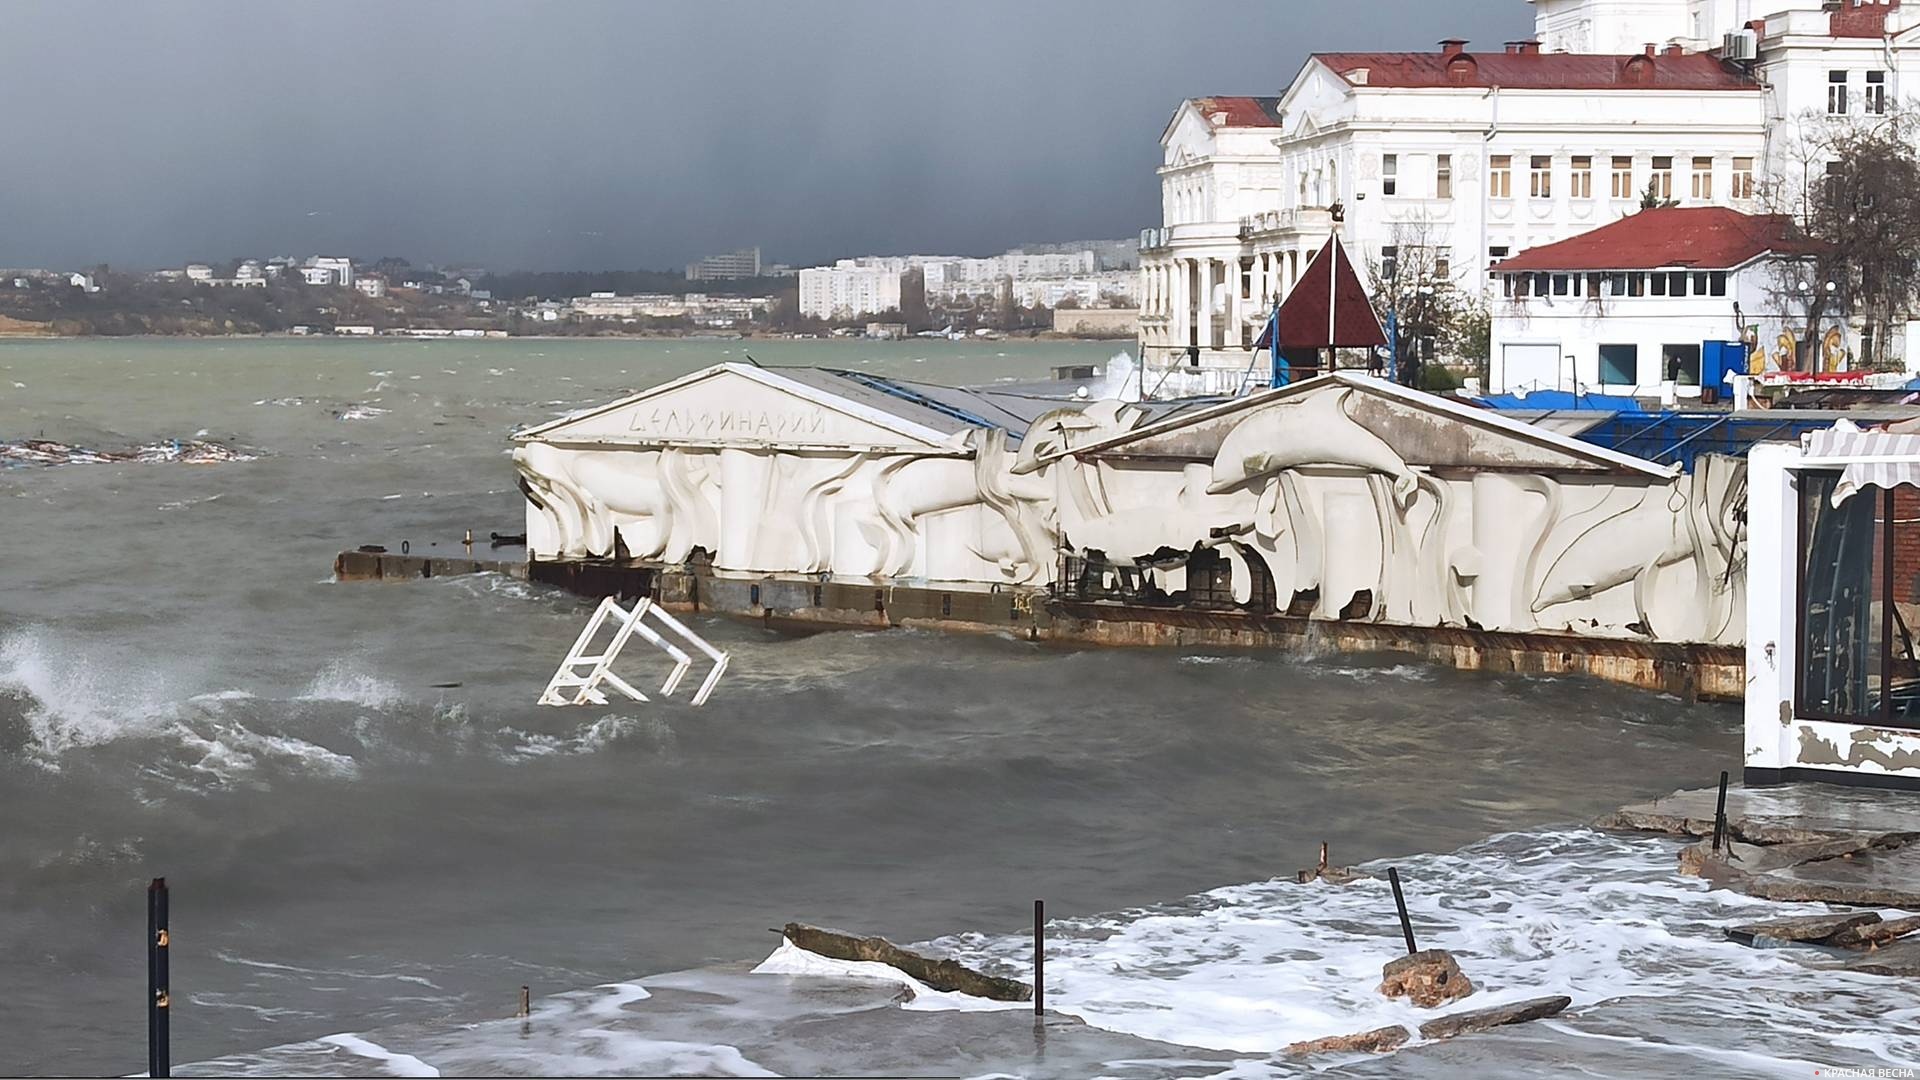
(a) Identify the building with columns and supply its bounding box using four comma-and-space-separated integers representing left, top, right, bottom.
1139, 0, 1920, 391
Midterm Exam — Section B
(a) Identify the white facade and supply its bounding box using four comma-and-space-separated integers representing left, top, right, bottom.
353, 276, 387, 298
798, 261, 906, 319
307, 256, 353, 287
515, 364, 1745, 654
1138, 65, 1767, 379
1139, 0, 1920, 389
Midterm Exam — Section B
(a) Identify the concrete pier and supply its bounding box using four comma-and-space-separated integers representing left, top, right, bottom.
334, 548, 1744, 701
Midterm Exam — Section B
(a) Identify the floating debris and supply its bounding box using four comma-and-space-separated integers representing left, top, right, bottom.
1, 438, 254, 468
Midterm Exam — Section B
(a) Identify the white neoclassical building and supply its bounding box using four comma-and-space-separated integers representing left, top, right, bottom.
1138, 0, 1920, 390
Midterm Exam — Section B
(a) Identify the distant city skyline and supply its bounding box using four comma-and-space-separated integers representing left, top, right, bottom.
0, 1, 1523, 272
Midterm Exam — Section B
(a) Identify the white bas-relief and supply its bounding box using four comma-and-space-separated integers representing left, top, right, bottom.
519, 371, 1749, 648
1044, 384, 1747, 645
516, 428, 1062, 585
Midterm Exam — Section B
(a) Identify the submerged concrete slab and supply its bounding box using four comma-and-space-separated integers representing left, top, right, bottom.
1597, 783, 1920, 845
1604, 783, 1920, 914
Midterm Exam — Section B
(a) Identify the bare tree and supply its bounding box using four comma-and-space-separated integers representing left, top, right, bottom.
1761, 106, 1920, 371
1365, 213, 1477, 388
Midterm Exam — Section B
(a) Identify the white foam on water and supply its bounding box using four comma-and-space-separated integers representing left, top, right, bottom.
751, 940, 1028, 1013
914, 828, 1920, 1070
0, 629, 181, 755
298, 661, 408, 710
316, 1034, 441, 1077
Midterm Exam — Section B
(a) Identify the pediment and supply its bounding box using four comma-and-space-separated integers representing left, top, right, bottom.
1062, 374, 1673, 478
514, 364, 958, 452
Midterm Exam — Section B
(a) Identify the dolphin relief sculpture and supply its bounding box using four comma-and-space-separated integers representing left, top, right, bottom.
1045, 385, 1745, 646
514, 428, 1059, 585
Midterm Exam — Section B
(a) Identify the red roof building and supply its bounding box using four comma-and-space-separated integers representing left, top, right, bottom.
1314, 43, 1757, 93
1493, 207, 1809, 273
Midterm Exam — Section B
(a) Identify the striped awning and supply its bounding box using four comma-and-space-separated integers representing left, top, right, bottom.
1805, 420, 1920, 506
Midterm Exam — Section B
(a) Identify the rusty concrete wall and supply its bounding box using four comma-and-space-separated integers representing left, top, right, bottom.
341, 551, 1743, 701
335, 550, 529, 582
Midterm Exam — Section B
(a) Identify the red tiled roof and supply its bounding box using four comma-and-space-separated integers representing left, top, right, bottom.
1493, 207, 1809, 273
1188, 96, 1284, 127
1314, 50, 1756, 91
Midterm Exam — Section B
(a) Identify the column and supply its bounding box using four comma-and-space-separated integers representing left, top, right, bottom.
1228, 258, 1244, 349
1171, 259, 1189, 347
1196, 258, 1213, 351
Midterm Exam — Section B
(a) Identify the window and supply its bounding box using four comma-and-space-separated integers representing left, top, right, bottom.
1607, 273, 1628, 296
1552, 274, 1570, 296
1382, 153, 1399, 196
1733, 157, 1756, 200
1533, 273, 1550, 296
1433, 247, 1452, 279
1598, 343, 1639, 385
1650, 156, 1674, 201
1571, 155, 1593, 199
1664, 343, 1702, 385
1628, 273, 1647, 297
1489, 244, 1511, 261
1436, 154, 1453, 199
1830, 70, 1850, 115
1709, 271, 1728, 296
1585, 273, 1603, 297
1611, 155, 1634, 199
1490, 155, 1512, 199
1792, 474, 1920, 727
1381, 245, 1399, 281
1651, 272, 1668, 297
1668, 271, 1688, 296
1530, 155, 1553, 198
1691, 156, 1714, 201
1868, 71, 1888, 115
1693, 271, 1709, 295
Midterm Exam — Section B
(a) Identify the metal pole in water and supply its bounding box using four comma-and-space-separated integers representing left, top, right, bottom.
147, 877, 170, 1079
1713, 770, 1730, 853
1032, 899, 1045, 1018
1387, 868, 1417, 955
519, 986, 531, 1018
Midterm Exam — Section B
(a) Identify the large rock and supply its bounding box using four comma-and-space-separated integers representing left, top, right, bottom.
1845, 937, 1920, 976
1418, 995, 1573, 1040
780, 923, 1032, 1002
1828, 914, 1920, 950
1284, 1025, 1410, 1055
1723, 912, 1881, 947
1379, 949, 1474, 1009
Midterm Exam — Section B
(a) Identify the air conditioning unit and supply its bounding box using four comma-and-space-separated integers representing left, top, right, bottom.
1723, 28, 1758, 62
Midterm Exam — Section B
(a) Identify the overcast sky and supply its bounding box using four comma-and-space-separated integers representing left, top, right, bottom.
1, 1, 1524, 272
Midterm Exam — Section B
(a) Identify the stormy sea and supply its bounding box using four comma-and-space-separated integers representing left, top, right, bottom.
2, 338, 1913, 1077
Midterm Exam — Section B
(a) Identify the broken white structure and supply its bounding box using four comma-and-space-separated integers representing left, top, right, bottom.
1746, 422, 1920, 789
541, 596, 729, 707
513, 363, 1748, 649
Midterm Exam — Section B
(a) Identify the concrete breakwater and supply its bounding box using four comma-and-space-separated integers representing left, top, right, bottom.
334, 549, 1742, 700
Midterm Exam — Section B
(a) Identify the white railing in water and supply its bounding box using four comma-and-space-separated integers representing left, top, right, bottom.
539, 596, 730, 707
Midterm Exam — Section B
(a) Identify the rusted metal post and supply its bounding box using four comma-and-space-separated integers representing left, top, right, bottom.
1032, 899, 1045, 1018
1712, 770, 1730, 852
147, 877, 170, 1079
518, 985, 530, 1018
1387, 868, 1417, 955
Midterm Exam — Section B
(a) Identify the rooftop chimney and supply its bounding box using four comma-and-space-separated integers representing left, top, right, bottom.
1664, 43, 1686, 57
1440, 38, 1469, 57
1504, 40, 1526, 55
1645, 42, 1658, 56
1519, 40, 1542, 55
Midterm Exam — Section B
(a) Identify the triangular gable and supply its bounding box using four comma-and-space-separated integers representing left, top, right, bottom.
513, 363, 964, 453
1043, 373, 1677, 478
1257, 237, 1387, 350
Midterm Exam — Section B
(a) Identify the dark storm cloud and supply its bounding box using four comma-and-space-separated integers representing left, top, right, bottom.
0, 1, 1522, 270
